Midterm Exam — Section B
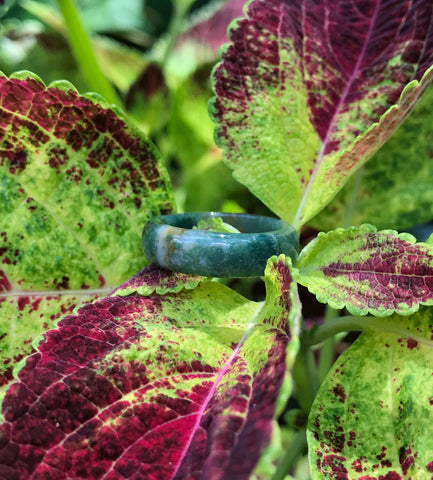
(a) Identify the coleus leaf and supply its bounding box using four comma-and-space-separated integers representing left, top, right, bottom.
295, 224, 433, 316
0, 71, 174, 389
169, 0, 245, 81
177, 0, 245, 55
308, 307, 433, 479
0, 293, 98, 390
111, 264, 204, 296
210, 0, 433, 228
312, 84, 433, 232
0, 255, 300, 479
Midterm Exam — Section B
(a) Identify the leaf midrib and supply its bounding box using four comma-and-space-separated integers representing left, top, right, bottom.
293, 0, 383, 228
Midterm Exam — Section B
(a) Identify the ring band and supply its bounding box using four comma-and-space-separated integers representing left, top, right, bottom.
142, 212, 299, 277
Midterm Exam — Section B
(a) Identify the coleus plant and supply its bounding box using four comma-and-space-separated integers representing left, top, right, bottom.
1, 0, 433, 479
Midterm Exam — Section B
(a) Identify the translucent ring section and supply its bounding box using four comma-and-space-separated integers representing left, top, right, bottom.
142, 212, 299, 277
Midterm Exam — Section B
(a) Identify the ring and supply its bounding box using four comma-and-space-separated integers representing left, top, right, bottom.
142, 212, 299, 277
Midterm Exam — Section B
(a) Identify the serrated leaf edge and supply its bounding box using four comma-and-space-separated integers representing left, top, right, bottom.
295, 224, 433, 317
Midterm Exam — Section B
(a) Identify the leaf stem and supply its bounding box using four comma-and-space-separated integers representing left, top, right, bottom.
343, 166, 364, 228
317, 306, 340, 382
0, 287, 112, 298
303, 315, 373, 346
56, 0, 121, 105
292, 341, 319, 414
160, 6, 186, 69
271, 429, 307, 480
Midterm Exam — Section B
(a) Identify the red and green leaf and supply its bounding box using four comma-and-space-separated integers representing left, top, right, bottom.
0, 71, 174, 391
111, 264, 204, 297
312, 83, 433, 232
295, 225, 433, 316
0, 293, 99, 392
210, 0, 433, 228
176, 0, 245, 56
0, 255, 300, 479
308, 308, 433, 479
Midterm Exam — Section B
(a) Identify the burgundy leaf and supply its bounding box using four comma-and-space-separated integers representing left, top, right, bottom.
177, 0, 246, 54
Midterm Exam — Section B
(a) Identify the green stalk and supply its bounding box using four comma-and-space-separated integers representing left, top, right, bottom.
343, 166, 364, 229
292, 342, 319, 414
160, 6, 186, 69
271, 429, 307, 480
57, 0, 121, 106
317, 306, 340, 382
303, 315, 369, 346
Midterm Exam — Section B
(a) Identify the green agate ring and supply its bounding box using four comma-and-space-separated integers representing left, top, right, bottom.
142, 212, 299, 277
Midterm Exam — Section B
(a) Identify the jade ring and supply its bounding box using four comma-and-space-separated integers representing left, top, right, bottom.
142, 212, 299, 277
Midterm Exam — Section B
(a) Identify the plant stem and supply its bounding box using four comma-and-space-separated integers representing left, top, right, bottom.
292, 342, 319, 414
56, 0, 121, 106
303, 315, 373, 346
343, 166, 364, 228
317, 306, 339, 382
271, 429, 307, 480
161, 6, 186, 69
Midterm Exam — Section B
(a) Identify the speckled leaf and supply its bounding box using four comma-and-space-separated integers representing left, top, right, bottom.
0, 71, 174, 393
295, 224, 433, 316
0, 293, 99, 391
211, 0, 433, 228
0, 255, 300, 479
312, 83, 433, 232
308, 307, 433, 480
111, 264, 205, 297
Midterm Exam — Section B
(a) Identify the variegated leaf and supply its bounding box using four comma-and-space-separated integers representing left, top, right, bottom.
0, 256, 300, 479
295, 225, 433, 316
0, 71, 174, 390
210, 0, 433, 227
308, 308, 433, 479
312, 83, 433, 232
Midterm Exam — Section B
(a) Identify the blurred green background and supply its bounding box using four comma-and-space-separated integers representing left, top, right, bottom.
0, 0, 273, 216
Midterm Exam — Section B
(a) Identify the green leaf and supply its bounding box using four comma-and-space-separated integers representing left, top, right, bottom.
0, 71, 174, 389
0, 0, 15, 18
312, 84, 433, 232
194, 215, 241, 233
20, 0, 147, 93
163, 72, 242, 213
172, 0, 197, 14
295, 225, 433, 316
211, 0, 433, 228
308, 307, 433, 479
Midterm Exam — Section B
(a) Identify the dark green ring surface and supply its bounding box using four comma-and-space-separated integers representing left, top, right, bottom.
142, 212, 299, 277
